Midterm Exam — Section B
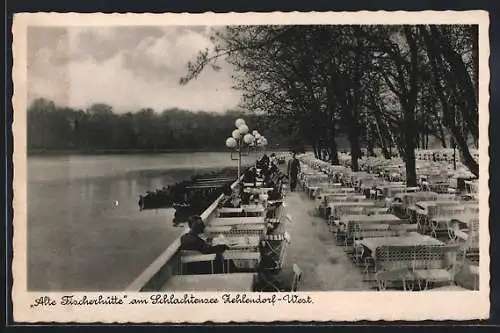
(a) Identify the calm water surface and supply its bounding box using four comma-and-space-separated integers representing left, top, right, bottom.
28, 152, 255, 291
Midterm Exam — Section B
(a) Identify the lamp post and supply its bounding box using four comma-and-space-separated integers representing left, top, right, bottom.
251, 129, 268, 165
226, 118, 264, 179
452, 139, 457, 171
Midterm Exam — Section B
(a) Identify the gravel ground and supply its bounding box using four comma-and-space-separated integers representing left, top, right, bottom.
282, 191, 371, 291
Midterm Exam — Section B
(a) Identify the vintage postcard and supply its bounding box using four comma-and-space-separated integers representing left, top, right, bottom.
12, 11, 490, 323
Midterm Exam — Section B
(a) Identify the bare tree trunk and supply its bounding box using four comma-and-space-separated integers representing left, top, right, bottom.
329, 136, 340, 165
400, 27, 419, 187
367, 139, 375, 157
312, 141, 319, 159
348, 124, 360, 172
372, 104, 391, 159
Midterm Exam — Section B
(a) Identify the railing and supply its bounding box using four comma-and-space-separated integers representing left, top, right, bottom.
126, 174, 244, 292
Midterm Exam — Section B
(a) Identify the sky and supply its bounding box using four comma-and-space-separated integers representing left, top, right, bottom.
27, 26, 241, 113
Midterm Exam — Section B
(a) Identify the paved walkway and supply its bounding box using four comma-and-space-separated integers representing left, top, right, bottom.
282, 191, 371, 291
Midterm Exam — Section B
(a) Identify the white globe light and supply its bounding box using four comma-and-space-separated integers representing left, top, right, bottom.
238, 124, 249, 134
226, 137, 237, 148
235, 118, 246, 128
243, 133, 255, 144
232, 129, 241, 139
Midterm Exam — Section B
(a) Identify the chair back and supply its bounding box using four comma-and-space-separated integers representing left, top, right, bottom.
224, 251, 261, 272
180, 253, 217, 274
291, 264, 304, 291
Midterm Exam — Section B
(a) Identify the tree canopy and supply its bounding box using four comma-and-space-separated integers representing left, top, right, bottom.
181, 25, 479, 185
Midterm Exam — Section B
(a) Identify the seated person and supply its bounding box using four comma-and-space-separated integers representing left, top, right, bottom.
180, 216, 229, 274
263, 174, 275, 188
260, 154, 270, 170
181, 216, 228, 254
268, 187, 282, 201
269, 162, 279, 176
270, 153, 278, 166
221, 185, 241, 208
243, 168, 257, 184
241, 191, 252, 205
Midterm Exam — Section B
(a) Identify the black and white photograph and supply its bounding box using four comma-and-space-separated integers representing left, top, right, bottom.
12, 11, 489, 322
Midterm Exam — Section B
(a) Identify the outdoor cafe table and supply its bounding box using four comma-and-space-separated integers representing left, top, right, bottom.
328, 201, 377, 215
205, 224, 267, 236
212, 235, 261, 250
322, 186, 356, 192
320, 192, 360, 200
218, 207, 244, 217
318, 189, 357, 199
359, 232, 444, 257
162, 273, 255, 291
415, 200, 460, 214
330, 201, 378, 209
243, 182, 263, 188
242, 204, 265, 214
340, 214, 404, 226
431, 213, 477, 226
393, 191, 438, 202
210, 216, 265, 227
316, 182, 343, 189
244, 187, 274, 195
380, 186, 421, 198
322, 195, 367, 203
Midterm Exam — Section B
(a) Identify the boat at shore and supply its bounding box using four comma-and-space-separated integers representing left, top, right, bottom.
127, 150, 479, 292
139, 167, 245, 223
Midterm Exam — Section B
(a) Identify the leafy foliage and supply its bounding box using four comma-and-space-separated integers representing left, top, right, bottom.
180, 25, 479, 182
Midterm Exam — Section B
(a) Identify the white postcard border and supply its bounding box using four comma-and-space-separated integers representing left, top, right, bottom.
11, 11, 490, 323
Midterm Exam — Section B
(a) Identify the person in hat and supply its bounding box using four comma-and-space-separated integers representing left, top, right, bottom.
287, 151, 301, 192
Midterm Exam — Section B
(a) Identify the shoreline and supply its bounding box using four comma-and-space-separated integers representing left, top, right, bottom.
27, 148, 289, 156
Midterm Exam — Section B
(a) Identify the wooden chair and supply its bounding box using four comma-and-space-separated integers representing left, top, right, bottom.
410, 244, 461, 290
223, 251, 261, 273
374, 245, 419, 290
260, 233, 290, 271
448, 217, 478, 242
266, 202, 284, 225
460, 219, 480, 264
291, 264, 304, 291
388, 223, 417, 236
179, 253, 217, 275
470, 264, 479, 290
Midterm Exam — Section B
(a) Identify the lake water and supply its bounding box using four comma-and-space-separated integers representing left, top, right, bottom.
28, 152, 257, 291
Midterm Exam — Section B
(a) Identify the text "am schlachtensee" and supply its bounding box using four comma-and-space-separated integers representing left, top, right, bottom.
30, 294, 313, 308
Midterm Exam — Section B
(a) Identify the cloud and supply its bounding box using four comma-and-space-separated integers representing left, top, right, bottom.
27, 26, 241, 113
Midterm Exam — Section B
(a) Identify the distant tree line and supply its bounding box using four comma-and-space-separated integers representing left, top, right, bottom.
27, 98, 299, 153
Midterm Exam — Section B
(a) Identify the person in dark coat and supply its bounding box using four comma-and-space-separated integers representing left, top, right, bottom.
243, 167, 257, 184
180, 216, 228, 274
258, 154, 270, 173
287, 152, 301, 192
